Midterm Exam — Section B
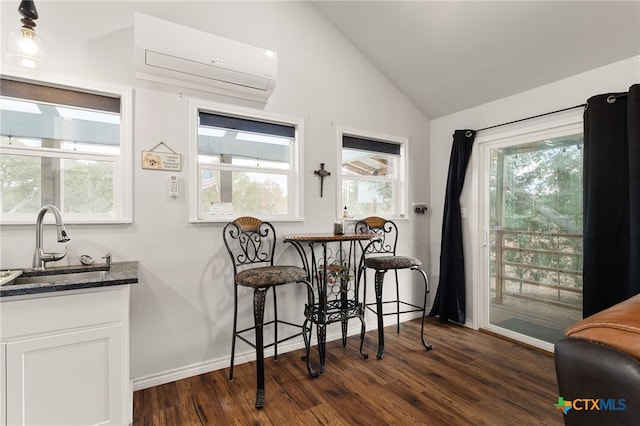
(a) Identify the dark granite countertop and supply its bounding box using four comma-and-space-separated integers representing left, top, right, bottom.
0, 261, 138, 298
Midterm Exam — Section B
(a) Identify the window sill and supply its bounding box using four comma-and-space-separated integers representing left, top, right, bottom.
189, 216, 305, 224
1, 218, 133, 225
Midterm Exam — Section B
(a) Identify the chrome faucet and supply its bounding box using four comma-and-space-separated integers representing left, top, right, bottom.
33, 205, 71, 270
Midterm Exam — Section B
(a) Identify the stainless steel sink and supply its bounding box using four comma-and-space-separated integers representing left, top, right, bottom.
11, 270, 108, 285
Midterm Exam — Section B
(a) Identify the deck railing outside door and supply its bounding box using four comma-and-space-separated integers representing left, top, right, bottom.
492, 229, 582, 311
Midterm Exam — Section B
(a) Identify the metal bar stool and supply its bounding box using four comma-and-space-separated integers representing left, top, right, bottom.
223, 216, 314, 408
355, 216, 433, 359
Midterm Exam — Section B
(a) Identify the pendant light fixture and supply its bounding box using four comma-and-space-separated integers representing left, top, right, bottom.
4, 0, 50, 69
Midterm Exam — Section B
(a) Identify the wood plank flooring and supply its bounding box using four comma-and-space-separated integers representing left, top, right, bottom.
133, 317, 564, 425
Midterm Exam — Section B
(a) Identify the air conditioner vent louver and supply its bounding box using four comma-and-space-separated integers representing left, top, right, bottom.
134, 13, 277, 102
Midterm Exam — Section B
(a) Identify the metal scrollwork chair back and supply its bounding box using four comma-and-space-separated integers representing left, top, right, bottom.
222, 216, 313, 409
224, 216, 276, 273
355, 216, 433, 359
355, 216, 397, 257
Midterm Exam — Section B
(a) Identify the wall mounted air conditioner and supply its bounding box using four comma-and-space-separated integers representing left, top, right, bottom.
134, 13, 277, 102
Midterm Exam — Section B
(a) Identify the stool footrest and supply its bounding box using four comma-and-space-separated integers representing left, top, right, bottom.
235, 320, 305, 350
365, 300, 424, 315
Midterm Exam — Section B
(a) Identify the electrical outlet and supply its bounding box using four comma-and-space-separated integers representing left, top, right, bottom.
412, 203, 428, 214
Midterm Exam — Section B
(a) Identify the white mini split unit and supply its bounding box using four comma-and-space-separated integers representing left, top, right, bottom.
134, 13, 277, 102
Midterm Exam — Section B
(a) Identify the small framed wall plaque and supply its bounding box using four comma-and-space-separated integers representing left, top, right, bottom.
142, 142, 182, 171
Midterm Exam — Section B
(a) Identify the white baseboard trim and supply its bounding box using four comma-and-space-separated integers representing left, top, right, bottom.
132, 311, 426, 391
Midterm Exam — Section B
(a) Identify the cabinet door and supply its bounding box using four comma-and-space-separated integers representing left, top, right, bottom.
6, 325, 123, 426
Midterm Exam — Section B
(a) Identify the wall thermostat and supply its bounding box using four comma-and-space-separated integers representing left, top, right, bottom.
169, 175, 178, 197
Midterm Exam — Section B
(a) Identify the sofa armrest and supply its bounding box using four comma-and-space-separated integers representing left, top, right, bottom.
564, 294, 640, 359
554, 338, 640, 425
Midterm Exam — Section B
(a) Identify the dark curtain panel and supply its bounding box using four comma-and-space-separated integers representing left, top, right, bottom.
429, 130, 476, 324
583, 84, 640, 317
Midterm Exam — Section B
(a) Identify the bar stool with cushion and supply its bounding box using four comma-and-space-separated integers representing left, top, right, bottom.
355, 216, 433, 359
223, 216, 313, 408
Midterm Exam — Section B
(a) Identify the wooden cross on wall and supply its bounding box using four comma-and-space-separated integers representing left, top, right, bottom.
314, 163, 331, 197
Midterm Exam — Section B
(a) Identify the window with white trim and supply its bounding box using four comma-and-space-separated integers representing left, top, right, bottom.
0, 77, 132, 223
339, 129, 407, 219
190, 102, 303, 222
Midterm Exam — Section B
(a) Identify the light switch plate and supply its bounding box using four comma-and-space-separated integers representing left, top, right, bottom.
412, 203, 428, 214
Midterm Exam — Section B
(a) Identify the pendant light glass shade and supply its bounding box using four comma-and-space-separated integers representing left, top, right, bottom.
3, 1, 50, 70
4, 28, 50, 69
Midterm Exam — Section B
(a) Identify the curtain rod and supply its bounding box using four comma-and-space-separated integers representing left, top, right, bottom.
475, 92, 628, 133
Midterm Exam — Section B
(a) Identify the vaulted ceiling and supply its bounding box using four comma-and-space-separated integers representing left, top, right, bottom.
311, 1, 640, 119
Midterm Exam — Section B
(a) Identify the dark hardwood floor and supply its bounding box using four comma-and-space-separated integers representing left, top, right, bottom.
133, 317, 564, 425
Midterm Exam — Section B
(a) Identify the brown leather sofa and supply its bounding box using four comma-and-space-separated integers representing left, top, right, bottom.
554, 293, 640, 425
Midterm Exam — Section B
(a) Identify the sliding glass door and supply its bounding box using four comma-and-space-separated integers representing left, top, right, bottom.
479, 111, 583, 351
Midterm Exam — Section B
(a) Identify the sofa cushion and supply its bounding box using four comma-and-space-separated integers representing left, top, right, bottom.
565, 293, 640, 360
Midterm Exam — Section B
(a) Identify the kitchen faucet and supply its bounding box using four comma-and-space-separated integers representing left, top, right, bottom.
33, 205, 71, 270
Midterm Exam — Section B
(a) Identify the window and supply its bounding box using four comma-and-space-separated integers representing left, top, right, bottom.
0, 77, 132, 223
190, 101, 303, 221
339, 128, 407, 219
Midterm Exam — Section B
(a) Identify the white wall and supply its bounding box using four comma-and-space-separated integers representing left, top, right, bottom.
429, 55, 640, 328
0, 1, 430, 387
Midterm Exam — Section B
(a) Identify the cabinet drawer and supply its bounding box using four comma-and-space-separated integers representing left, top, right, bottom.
1, 287, 125, 339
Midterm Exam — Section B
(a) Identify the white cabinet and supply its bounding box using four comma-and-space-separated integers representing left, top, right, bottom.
1, 286, 131, 426
6, 326, 122, 425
